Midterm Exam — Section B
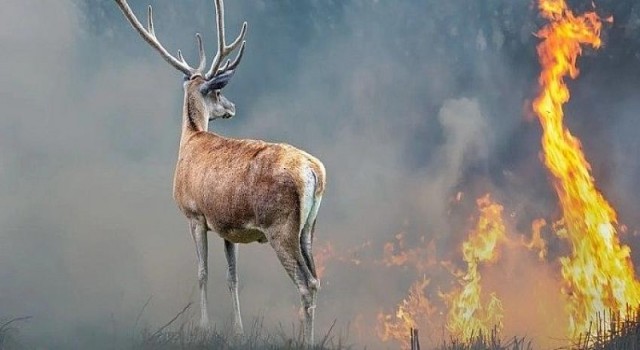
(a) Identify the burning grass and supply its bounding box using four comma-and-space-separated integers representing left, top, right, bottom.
444, 194, 506, 339
532, 0, 640, 337
571, 308, 640, 350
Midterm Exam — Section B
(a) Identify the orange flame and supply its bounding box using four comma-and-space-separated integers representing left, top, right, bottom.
314, 241, 336, 279
381, 233, 437, 274
314, 240, 371, 279
532, 0, 640, 337
376, 277, 438, 350
524, 218, 548, 261
445, 194, 506, 339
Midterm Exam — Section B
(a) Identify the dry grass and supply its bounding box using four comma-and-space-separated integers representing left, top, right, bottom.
435, 307, 640, 350
570, 308, 640, 350
437, 327, 532, 350
134, 303, 351, 350
137, 318, 351, 350
5, 307, 640, 349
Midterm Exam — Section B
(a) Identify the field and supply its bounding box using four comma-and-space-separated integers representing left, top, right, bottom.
2, 311, 640, 349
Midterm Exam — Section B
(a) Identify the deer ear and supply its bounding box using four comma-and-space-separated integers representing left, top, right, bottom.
200, 70, 235, 95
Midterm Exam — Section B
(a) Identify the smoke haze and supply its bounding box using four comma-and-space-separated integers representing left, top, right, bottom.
2, 0, 640, 348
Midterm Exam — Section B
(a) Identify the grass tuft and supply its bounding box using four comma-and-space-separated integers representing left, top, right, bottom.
571, 307, 640, 350
134, 303, 351, 350
437, 327, 532, 350
138, 319, 352, 350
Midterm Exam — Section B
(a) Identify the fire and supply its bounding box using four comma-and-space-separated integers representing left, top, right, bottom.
445, 194, 506, 339
532, 0, 640, 337
314, 241, 335, 279
524, 218, 548, 261
314, 240, 371, 279
381, 233, 437, 274
376, 277, 438, 350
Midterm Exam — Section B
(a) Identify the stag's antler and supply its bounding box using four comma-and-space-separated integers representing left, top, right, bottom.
115, 0, 206, 76
205, 0, 247, 80
115, 0, 246, 80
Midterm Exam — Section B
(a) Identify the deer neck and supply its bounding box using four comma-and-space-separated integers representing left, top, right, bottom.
179, 90, 210, 147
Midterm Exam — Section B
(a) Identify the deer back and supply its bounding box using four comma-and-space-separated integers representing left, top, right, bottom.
173, 133, 324, 234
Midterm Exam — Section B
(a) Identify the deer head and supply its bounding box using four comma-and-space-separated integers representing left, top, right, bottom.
115, 0, 247, 120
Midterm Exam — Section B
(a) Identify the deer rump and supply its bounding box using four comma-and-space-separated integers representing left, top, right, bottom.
174, 133, 321, 244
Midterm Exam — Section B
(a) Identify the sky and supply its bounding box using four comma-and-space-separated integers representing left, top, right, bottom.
2, 0, 640, 348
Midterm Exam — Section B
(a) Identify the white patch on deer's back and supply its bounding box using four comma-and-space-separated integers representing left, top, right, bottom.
299, 164, 316, 233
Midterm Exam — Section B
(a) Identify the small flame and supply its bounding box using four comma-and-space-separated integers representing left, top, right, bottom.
445, 194, 506, 339
381, 233, 437, 274
376, 277, 437, 350
524, 218, 548, 261
314, 241, 336, 279
314, 240, 371, 279
533, 0, 640, 337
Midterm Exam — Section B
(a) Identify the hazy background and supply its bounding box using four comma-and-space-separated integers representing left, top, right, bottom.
2, 0, 640, 348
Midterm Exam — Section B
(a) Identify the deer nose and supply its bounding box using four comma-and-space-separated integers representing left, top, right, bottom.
224, 103, 236, 118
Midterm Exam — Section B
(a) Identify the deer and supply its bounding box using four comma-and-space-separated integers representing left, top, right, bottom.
114, 0, 326, 345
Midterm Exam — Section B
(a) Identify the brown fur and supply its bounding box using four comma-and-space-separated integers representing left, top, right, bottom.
173, 78, 326, 244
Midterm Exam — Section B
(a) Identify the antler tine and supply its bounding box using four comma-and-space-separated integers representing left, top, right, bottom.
195, 33, 207, 73
114, 0, 198, 76
218, 59, 231, 74
206, 0, 226, 79
177, 50, 186, 64
215, 40, 245, 75
226, 40, 246, 71
228, 22, 247, 52
147, 5, 155, 35
218, 23, 246, 74
205, 0, 248, 80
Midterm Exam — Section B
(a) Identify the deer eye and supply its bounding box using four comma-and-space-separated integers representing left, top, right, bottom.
215, 90, 221, 98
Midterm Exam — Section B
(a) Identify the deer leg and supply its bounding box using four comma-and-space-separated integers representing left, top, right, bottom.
301, 280, 317, 348
298, 196, 322, 345
301, 194, 322, 282
223, 239, 244, 335
267, 222, 318, 346
299, 222, 320, 347
300, 221, 316, 276
189, 218, 209, 329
